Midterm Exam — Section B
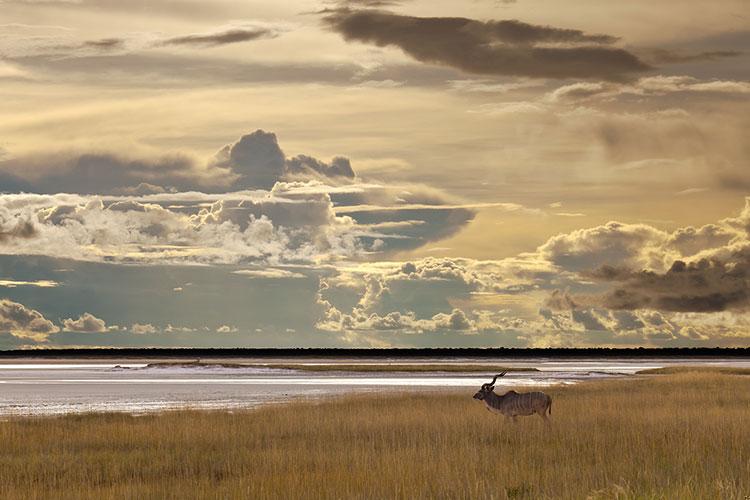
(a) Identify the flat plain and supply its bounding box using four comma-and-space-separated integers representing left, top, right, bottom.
1, 370, 748, 499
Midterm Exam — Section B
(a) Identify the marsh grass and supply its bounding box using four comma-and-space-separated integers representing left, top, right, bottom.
1, 373, 748, 499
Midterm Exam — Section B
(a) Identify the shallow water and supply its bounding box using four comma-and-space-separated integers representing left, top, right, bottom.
1, 358, 747, 416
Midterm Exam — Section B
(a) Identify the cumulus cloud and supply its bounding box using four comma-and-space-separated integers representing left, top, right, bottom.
540, 199, 750, 315
322, 9, 651, 81
0, 182, 484, 264
0, 129, 498, 263
212, 130, 355, 190
216, 324, 238, 333
592, 256, 750, 313
62, 312, 108, 333
131, 323, 157, 334
0, 298, 59, 340
314, 198, 750, 345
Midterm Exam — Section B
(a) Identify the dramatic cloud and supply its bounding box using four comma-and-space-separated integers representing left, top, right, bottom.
541, 199, 750, 314
0, 298, 59, 340
62, 312, 108, 333
312, 199, 750, 345
0, 130, 356, 194
323, 10, 651, 80
213, 130, 355, 190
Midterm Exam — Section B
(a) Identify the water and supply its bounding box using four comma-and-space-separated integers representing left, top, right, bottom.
1, 358, 747, 416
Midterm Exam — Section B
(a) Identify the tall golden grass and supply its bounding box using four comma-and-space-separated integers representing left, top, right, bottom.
1, 372, 748, 499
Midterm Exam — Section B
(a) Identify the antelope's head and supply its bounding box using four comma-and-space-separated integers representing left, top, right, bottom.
473, 372, 506, 400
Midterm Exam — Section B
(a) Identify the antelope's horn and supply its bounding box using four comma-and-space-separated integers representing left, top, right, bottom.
489, 371, 507, 386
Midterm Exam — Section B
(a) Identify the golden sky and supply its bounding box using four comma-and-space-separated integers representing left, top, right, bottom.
0, 0, 749, 347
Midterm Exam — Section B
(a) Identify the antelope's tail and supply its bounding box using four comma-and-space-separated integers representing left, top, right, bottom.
548, 398, 552, 415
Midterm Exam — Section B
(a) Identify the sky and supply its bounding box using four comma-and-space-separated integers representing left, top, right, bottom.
0, 0, 749, 348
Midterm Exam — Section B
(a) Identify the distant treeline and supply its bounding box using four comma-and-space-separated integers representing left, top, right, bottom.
0, 347, 748, 358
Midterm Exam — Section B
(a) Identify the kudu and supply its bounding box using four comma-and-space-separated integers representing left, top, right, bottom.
473, 372, 552, 422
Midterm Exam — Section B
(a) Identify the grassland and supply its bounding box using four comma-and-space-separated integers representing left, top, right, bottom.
1, 372, 748, 499
145, 361, 538, 372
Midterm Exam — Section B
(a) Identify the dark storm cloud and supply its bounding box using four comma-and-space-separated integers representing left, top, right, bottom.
158, 26, 279, 47
588, 255, 750, 313
213, 130, 355, 190
322, 9, 651, 81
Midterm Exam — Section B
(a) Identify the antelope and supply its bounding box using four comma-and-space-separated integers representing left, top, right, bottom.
473, 372, 552, 423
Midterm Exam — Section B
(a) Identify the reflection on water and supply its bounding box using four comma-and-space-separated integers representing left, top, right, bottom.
1, 358, 747, 416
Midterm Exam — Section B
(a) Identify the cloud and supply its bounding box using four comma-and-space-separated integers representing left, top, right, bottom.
0, 21, 286, 61
62, 312, 108, 332
312, 198, 750, 345
80, 38, 125, 50
0, 129, 361, 195
216, 324, 238, 333
538, 221, 672, 272
0, 130, 491, 262
322, 9, 651, 81
0, 279, 59, 287
641, 49, 742, 65
0, 152, 226, 195
540, 199, 750, 314
213, 130, 356, 190
0, 298, 59, 340
233, 268, 307, 279
131, 322, 157, 334
547, 75, 750, 102
0, 182, 482, 265
592, 256, 750, 313
0, 60, 29, 79
157, 24, 281, 48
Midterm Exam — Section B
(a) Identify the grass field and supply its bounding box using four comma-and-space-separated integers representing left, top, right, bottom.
1, 372, 748, 499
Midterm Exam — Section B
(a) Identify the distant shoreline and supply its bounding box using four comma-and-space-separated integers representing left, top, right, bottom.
1, 347, 749, 359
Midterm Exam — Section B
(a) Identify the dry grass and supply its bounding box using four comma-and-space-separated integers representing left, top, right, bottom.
1, 373, 749, 499
145, 361, 537, 372
638, 366, 750, 375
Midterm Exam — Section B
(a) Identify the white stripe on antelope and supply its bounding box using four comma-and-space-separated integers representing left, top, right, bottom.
473, 372, 552, 423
